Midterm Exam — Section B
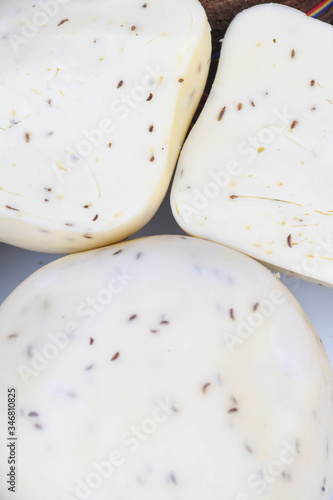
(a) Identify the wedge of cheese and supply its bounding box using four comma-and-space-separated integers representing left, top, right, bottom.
0, 0, 210, 253
171, 4, 333, 287
0, 235, 332, 500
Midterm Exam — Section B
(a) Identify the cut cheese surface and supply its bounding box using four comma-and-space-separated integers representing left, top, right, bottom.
0, 235, 332, 500
171, 4, 333, 287
0, 0, 210, 253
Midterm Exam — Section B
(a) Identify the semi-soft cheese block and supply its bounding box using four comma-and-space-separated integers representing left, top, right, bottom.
0, 0, 210, 253
0, 235, 332, 500
199, 0, 333, 53
171, 4, 333, 287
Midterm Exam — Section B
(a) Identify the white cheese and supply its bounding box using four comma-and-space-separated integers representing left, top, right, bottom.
0, 0, 210, 253
171, 4, 333, 287
0, 235, 332, 500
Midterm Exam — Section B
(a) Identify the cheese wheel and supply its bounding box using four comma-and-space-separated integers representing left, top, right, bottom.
171, 4, 333, 287
0, 0, 210, 253
0, 235, 332, 500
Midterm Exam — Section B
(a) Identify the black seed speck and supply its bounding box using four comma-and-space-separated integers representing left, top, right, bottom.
34, 423, 43, 430
113, 249, 123, 255
237, 103, 242, 111
253, 302, 259, 312
8, 333, 18, 339
28, 411, 39, 417
92, 214, 98, 222
149, 125, 154, 133
26, 132, 30, 143
58, 19, 69, 26
131, 25, 136, 31
136, 252, 142, 260
322, 477, 327, 492
291, 120, 298, 129
117, 80, 123, 88
146, 93, 153, 101
178, 78, 184, 83
230, 195, 238, 200
295, 439, 300, 454
170, 472, 177, 484
109, 142, 112, 148
160, 320, 169, 325
84, 234, 93, 239
129, 314, 138, 321
202, 383, 211, 394
230, 308, 235, 321
142, 3, 147, 7
251, 101, 255, 107
44, 187, 52, 192
85, 365, 94, 371
291, 49, 295, 58
228, 408, 239, 413
150, 155, 155, 162
218, 106, 226, 121
311, 79, 315, 86
150, 329, 159, 334
287, 234, 293, 248
111, 352, 120, 361
89, 338, 94, 345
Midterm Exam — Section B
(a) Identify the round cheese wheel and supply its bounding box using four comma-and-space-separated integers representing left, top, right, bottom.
0, 235, 332, 500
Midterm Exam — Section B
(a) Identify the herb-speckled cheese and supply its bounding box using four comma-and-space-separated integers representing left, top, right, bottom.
0, 235, 332, 500
171, 4, 333, 287
0, 0, 210, 253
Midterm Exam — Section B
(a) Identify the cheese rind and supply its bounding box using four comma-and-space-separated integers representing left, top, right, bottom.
171, 4, 333, 287
0, 235, 332, 500
0, 0, 210, 253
